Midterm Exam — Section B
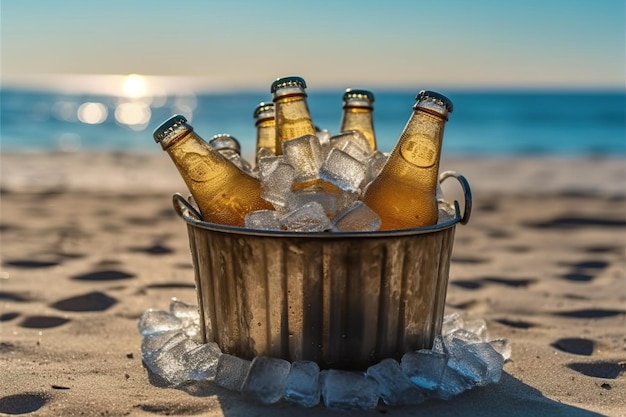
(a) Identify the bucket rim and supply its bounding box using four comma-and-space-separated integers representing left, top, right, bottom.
172, 170, 472, 238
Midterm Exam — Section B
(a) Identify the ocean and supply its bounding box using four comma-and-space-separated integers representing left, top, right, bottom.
1, 88, 624, 160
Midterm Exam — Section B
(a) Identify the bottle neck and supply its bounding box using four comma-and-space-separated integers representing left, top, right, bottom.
340, 107, 376, 150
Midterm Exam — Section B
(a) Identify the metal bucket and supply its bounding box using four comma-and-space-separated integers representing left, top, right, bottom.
173, 171, 471, 370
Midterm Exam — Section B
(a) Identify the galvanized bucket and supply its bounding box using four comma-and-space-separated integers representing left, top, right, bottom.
173, 171, 471, 370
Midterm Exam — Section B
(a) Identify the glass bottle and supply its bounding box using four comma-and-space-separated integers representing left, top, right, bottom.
153, 115, 273, 226
209, 133, 253, 173
339, 88, 377, 150
361, 90, 453, 230
253, 102, 276, 160
271, 76, 316, 155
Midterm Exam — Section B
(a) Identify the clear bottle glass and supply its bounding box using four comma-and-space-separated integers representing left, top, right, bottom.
153, 115, 273, 226
209, 133, 253, 173
271, 76, 316, 155
253, 102, 276, 160
361, 90, 453, 230
339, 88, 377, 151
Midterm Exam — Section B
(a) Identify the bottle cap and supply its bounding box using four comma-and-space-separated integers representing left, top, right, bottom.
342, 88, 375, 109
253, 102, 275, 120
271, 76, 307, 94
152, 114, 191, 145
415, 90, 453, 113
209, 133, 241, 155
343, 88, 375, 103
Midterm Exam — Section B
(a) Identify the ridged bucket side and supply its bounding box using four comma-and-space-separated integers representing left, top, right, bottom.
187, 226, 456, 370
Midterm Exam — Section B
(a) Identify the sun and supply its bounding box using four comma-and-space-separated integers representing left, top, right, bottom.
122, 74, 148, 98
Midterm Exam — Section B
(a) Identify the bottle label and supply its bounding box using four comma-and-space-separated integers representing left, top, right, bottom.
400, 136, 437, 168
182, 153, 211, 182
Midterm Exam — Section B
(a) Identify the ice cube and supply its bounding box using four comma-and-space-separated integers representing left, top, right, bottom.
437, 201, 457, 224
183, 342, 222, 381
141, 330, 186, 362
489, 338, 512, 361
144, 334, 199, 386
340, 140, 371, 164
441, 312, 464, 336
436, 366, 472, 400
319, 148, 367, 192
332, 201, 381, 232
214, 354, 252, 392
288, 187, 341, 218
284, 360, 321, 408
366, 150, 388, 182
138, 309, 182, 336
245, 210, 281, 230
401, 350, 448, 391
282, 134, 324, 183
256, 147, 275, 162
261, 161, 296, 209
446, 328, 483, 344
320, 369, 380, 411
169, 298, 200, 339
257, 155, 284, 182
316, 129, 332, 148
242, 356, 291, 404
445, 338, 490, 385
279, 201, 332, 232
465, 342, 504, 385
329, 131, 372, 155
366, 358, 425, 406
463, 319, 489, 341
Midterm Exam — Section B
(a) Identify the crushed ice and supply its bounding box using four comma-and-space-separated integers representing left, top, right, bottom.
138, 299, 510, 411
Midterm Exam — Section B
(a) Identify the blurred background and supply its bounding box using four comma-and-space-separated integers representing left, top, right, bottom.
1, 0, 624, 161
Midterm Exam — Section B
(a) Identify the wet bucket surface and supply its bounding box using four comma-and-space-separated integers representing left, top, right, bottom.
174, 171, 471, 370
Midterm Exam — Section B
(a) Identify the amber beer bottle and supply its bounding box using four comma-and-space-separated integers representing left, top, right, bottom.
253, 102, 276, 158
153, 115, 273, 226
271, 76, 316, 154
339, 88, 377, 150
361, 90, 453, 230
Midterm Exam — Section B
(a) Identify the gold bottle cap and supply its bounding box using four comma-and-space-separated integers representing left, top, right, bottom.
253, 102, 275, 120
343, 88, 375, 109
152, 114, 192, 148
271, 76, 309, 99
415, 90, 454, 113
209, 133, 241, 155
271, 76, 307, 92
343, 88, 375, 102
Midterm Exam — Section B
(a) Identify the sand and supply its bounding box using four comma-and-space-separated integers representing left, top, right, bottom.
1, 151, 624, 416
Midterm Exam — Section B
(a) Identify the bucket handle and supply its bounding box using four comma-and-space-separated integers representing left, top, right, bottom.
439, 171, 472, 225
172, 192, 204, 221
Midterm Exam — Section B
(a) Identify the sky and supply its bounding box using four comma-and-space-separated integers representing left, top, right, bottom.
1, 0, 624, 94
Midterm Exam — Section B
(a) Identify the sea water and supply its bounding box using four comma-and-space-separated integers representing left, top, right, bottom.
1, 88, 624, 160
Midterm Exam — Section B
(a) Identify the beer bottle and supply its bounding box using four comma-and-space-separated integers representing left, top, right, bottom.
209, 133, 252, 173
339, 88, 377, 151
361, 90, 453, 230
153, 115, 273, 226
253, 102, 276, 159
271, 76, 316, 155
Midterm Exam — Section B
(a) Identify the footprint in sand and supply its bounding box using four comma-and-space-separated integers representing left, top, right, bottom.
50, 291, 117, 312
0, 393, 49, 414
71, 269, 135, 281
494, 318, 537, 329
2, 259, 60, 268
554, 309, 625, 319
1, 312, 20, 322
19, 315, 70, 329
128, 243, 175, 255
567, 361, 626, 379
551, 337, 596, 356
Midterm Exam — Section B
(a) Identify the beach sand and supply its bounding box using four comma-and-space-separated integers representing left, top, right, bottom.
1, 152, 624, 416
